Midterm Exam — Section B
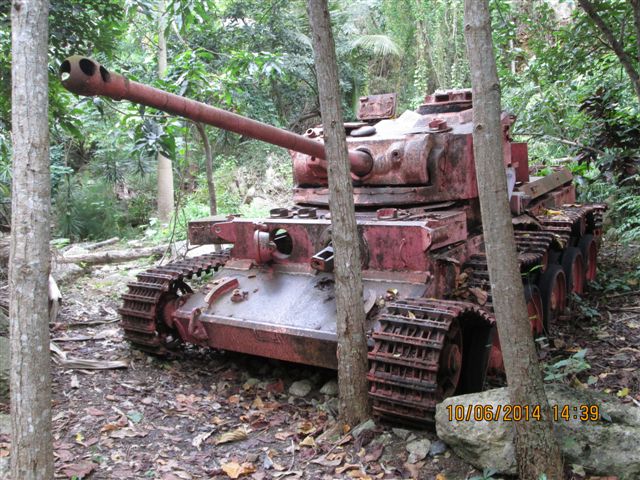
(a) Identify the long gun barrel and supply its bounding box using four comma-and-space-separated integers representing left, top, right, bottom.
59, 56, 373, 177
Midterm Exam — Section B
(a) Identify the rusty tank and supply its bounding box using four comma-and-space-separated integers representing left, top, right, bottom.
60, 56, 605, 424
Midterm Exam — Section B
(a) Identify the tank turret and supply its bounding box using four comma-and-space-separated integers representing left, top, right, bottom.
60, 56, 606, 426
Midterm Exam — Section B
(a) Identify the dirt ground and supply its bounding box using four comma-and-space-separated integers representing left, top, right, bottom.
0, 239, 639, 480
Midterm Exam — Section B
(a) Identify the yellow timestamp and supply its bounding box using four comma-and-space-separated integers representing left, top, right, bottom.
446, 404, 600, 422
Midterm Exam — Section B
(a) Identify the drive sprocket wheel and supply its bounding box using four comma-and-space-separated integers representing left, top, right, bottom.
118, 251, 229, 355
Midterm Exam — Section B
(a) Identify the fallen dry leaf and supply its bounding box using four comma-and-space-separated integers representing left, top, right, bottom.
297, 420, 316, 435
252, 396, 264, 409
311, 452, 345, 467
299, 435, 316, 447
215, 427, 248, 445
403, 461, 425, 479
221, 461, 256, 479
84, 407, 105, 417
62, 461, 97, 479
192, 429, 215, 449
274, 431, 294, 441
336, 464, 361, 474
363, 444, 384, 462
109, 427, 148, 439
348, 469, 372, 479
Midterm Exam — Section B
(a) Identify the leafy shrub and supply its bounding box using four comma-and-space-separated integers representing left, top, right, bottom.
54, 175, 129, 241
544, 349, 590, 382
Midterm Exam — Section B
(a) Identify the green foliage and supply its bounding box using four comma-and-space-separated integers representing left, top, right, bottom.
4, 0, 640, 246
469, 468, 498, 480
55, 176, 128, 241
544, 349, 591, 382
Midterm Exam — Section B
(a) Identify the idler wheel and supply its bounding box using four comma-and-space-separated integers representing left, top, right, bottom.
538, 264, 567, 329
578, 234, 598, 282
562, 246, 585, 295
437, 319, 463, 398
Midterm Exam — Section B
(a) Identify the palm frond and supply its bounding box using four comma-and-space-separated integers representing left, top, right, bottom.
349, 34, 402, 58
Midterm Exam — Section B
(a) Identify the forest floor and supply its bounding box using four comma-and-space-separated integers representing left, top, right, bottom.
0, 240, 639, 480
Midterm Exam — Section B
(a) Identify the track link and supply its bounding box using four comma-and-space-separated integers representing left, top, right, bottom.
367, 298, 494, 425
118, 251, 229, 354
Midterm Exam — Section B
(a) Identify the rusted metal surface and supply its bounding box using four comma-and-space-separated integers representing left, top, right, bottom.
515, 167, 573, 199
357, 93, 397, 121
59, 56, 373, 177
168, 268, 429, 369
418, 89, 473, 114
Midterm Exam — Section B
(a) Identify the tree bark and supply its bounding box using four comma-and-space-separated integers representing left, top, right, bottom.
463, 1, 564, 479
306, 0, 370, 426
156, 0, 175, 223
10, 0, 54, 477
194, 122, 217, 215
578, 0, 640, 104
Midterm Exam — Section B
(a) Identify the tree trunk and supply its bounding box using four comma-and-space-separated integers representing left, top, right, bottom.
10, 0, 54, 477
463, 1, 564, 479
578, 0, 640, 104
59, 244, 168, 265
194, 122, 217, 215
306, 0, 370, 426
156, 0, 174, 223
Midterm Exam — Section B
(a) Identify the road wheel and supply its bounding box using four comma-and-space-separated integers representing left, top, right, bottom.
562, 247, 585, 295
538, 264, 567, 329
578, 234, 598, 282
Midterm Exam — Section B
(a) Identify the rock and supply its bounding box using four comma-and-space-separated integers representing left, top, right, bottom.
51, 261, 84, 283
392, 428, 411, 440
429, 440, 447, 456
319, 379, 338, 396
351, 419, 376, 439
435, 384, 640, 479
406, 438, 431, 464
288, 379, 313, 397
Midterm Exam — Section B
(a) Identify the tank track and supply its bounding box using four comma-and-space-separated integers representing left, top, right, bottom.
118, 251, 229, 354
367, 298, 494, 425
464, 230, 557, 309
464, 204, 606, 310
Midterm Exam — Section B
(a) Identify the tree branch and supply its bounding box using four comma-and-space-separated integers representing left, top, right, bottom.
577, 0, 640, 103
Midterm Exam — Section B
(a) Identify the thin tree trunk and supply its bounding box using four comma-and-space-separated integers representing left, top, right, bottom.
631, 0, 640, 64
578, 0, 640, 104
414, 0, 442, 90
306, 0, 370, 426
156, 0, 174, 223
194, 122, 217, 215
10, 0, 54, 477
463, 1, 564, 479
